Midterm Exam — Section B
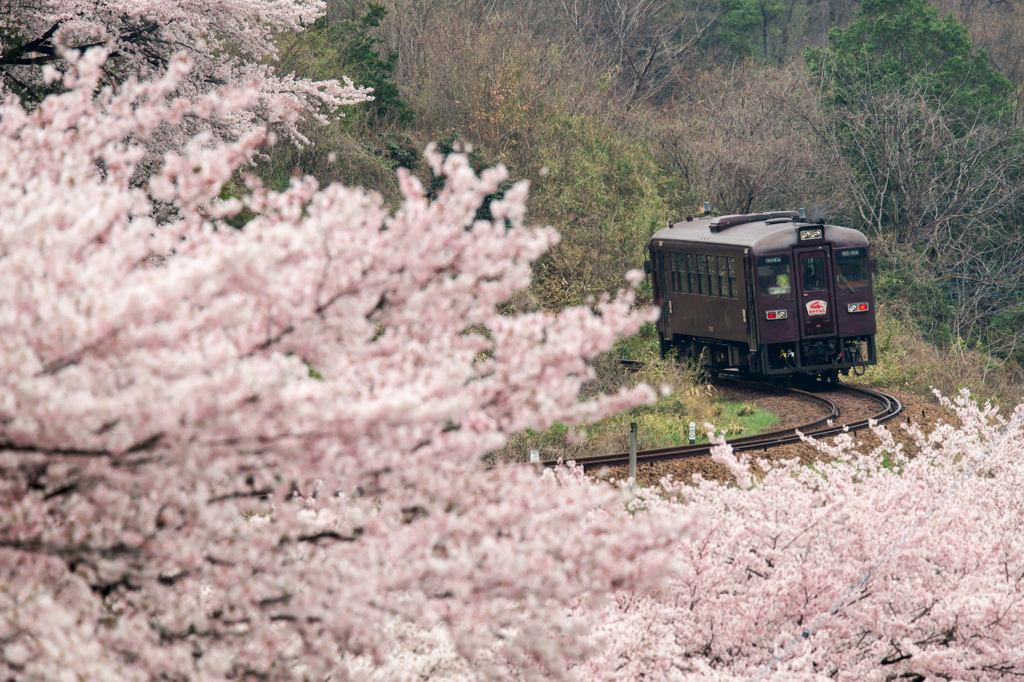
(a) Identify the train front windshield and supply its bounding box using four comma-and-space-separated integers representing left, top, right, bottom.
758, 256, 792, 295
835, 248, 869, 289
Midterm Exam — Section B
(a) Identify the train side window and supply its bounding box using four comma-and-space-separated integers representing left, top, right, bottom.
687, 254, 697, 294
727, 257, 738, 298
658, 252, 667, 300
697, 255, 708, 295
708, 256, 720, 296
758, 256, 792, 296
669, 253, 677, 292
718, 259, 729, 298
678, 252, 690, 293
835, 248, 868, 290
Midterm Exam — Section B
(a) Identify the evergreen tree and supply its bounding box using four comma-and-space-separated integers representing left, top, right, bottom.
806, 0, 1012, 120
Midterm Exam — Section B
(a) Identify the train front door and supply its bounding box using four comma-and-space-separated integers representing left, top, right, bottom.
795, 248, 836, 337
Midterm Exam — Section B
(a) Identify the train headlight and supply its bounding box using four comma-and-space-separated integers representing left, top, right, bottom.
799, 228, 823, 240
847, 302, 869, 313
766, 310, 788, 320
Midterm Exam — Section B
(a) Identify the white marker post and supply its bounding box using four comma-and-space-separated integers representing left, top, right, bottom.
689, 421, 696, 445
629, 422, 637, 484
529, 449, 539, 463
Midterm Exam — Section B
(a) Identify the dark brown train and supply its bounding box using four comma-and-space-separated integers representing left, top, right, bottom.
646, 210, 877, 381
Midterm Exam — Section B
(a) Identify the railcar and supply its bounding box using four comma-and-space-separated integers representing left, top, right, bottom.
646, 210, 877, 380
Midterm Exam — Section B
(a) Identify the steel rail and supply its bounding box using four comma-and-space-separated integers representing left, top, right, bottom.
540, 381, 902, 472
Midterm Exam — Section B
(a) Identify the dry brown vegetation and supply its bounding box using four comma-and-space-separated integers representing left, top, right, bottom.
653, 64, 846, 216
864, 306, 1024, 409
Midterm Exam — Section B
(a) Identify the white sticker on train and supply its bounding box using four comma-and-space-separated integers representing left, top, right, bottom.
806, 300, 828, 316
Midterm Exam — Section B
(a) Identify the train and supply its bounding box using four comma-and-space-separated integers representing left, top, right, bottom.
646, 210, 877, 381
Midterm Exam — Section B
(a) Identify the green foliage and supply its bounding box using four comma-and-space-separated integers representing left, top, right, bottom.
987, 302, 1024, 365
384, 138, 418, 170
425, 131, 515, 222
802, 0, 1022, 350
256, 129, 402, 199
805, 0, 1013, 119
305, 4, 414, 125
612, 323, 660, 361
720, 0, 806, 63
529, 114, 670, 308
873, 255, 956, 346
859, 305, 1024, 409
576, 393, 778, 449
254, 3, 416, 199
217, 181, 256, 230
514, 383, 778, 459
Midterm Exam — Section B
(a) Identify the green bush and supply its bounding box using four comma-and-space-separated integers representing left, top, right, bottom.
528, 114, 670, 309
873, 255, 956, 346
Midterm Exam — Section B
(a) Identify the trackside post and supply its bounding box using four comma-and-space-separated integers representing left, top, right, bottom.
629, 422, 637, 483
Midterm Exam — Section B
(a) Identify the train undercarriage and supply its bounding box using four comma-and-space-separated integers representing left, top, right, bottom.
662, 334, 877, 382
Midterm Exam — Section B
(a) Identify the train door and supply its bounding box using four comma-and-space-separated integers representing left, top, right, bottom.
795, 248, 837, 337
655, 249, 671, 339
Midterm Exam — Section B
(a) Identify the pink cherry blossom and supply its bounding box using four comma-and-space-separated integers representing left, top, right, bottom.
0, 0, 372, 148
6, 43, 1024, 682
0, 52, 682, 681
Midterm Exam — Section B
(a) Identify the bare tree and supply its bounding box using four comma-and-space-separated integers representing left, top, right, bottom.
808, 72, 1024, 245
545, 0, 726, 108
655, 63, 846, 216
805, 67, 1024, 347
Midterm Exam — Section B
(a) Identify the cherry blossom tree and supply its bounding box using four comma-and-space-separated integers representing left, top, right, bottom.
8, 42, 1024, 682
0, 0, 372, 145
357, 394, 1024, 681
0, 49, 685, 680
568, 395, 1024, 681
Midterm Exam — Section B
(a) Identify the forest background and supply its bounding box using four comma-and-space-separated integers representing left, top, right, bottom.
258, 0, 1024, 413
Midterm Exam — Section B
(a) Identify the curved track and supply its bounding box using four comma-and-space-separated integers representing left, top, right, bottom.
541, 380, 903, 472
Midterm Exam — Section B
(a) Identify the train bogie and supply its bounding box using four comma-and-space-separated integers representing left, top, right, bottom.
647, 211, 877, 379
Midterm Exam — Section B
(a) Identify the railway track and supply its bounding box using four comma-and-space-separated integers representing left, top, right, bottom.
540, 379, 903, 472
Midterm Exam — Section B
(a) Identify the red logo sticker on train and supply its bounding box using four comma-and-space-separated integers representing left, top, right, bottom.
806, 299, 828, 316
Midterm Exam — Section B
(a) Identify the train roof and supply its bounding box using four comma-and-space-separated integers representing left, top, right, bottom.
650, 213, 869, 252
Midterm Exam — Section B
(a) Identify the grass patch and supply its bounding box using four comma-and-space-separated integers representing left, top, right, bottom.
493, 353, 779, 463
490, 325, 780, 464
582, 396, 778, 450
708, 401, 779, 441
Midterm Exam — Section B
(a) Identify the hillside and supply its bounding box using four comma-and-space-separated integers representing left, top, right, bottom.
259, 0, 1024, 406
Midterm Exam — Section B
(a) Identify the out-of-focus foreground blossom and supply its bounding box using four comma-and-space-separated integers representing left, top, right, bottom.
0, 0, 371, 146
0, 50, 679, 680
